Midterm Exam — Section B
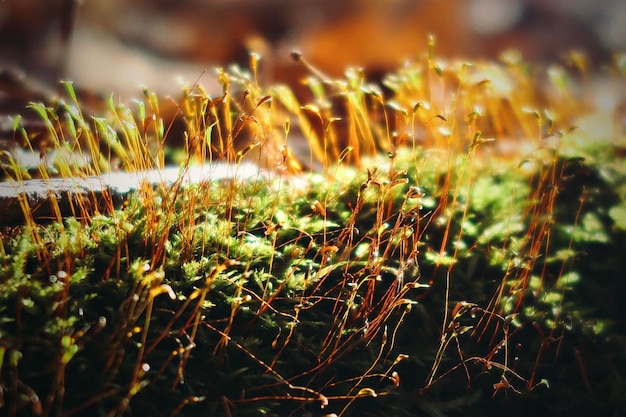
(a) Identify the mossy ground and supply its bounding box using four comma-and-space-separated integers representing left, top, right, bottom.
1, 49, 625, 416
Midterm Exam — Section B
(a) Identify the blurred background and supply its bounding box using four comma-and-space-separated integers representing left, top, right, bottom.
1, 0, 624, 100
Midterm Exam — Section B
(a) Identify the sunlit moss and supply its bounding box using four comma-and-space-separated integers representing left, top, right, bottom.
1, 48, 625, 417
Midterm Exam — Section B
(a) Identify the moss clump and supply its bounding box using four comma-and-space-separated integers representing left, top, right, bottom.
1, 50, 625, 416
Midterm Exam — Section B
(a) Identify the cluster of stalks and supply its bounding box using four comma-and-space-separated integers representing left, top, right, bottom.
1, 43, 624, 416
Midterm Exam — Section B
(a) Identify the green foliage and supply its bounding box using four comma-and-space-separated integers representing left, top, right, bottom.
1, 52, 625, 417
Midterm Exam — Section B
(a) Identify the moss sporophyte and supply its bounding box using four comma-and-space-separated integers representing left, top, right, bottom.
0, 50, 625, 417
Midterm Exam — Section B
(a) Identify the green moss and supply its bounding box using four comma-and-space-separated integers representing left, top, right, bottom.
1, 53, 626, 417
